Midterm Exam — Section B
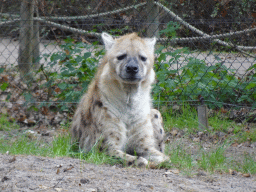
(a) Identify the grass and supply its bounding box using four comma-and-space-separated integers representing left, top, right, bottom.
0, 114, 19, 131
0, 125, 122, 166
161, 104, 255, 143
0, 106, 256, 175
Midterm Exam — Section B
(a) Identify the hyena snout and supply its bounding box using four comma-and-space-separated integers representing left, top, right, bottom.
121, 58, 142, 82
126, 62, 139, 74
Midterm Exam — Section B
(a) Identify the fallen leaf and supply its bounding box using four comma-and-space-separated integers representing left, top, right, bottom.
9, 156, 16, 163
221, 107, 228, 113
17, 113, 26, 122
41, 106, 48, 115
243, 173, 250, 177
170, 169, 180, 174
232, 143, 239, 147
229, 169, 236, 175
148, 162, 157, 169
0, 75, 8, 83
63, 166, 74, 172
54, 87, 61, 93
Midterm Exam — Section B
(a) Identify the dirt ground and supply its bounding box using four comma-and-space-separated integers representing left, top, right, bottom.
1, 153, 256, 192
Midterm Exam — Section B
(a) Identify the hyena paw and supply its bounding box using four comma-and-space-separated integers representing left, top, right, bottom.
136, 157, 148, 168
149, 154, 170, 164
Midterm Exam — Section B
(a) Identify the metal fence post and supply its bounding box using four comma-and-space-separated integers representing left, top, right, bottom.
18, 0, 34, 79
146, 0, 159, 38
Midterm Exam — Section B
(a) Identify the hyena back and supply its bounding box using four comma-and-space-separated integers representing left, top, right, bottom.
71, 32, 169, 167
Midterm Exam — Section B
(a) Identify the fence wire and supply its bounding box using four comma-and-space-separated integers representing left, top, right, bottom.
0, 0, 256, 125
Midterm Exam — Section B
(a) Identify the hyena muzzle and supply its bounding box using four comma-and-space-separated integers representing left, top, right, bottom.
71, 32, 169, 167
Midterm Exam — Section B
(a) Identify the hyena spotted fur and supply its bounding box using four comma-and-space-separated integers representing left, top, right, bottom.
71, 32, 169, 167
151, 109, 165, 153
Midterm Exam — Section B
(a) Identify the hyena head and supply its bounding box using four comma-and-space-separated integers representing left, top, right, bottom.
101, 32, 156, 84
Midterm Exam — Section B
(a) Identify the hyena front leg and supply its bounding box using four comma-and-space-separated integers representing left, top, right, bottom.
128, 119, 170, 163
102, 121, 149, 167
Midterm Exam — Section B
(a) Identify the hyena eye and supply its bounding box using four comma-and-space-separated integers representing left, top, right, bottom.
140, 55, 147, 62
117, 54, 127, 60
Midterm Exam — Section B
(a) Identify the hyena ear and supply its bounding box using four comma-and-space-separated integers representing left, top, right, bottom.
102, 32, 115, 51
144, 37, 157, 53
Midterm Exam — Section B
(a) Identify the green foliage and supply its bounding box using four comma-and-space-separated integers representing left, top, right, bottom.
36, 31, 255, 112
159, 21, 180, 38
38, 38, 102, 109
154, 47, 256, 107
0, 68, 9, 92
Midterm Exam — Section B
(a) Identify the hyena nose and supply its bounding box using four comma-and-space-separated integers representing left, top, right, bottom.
126, 64, 139, 74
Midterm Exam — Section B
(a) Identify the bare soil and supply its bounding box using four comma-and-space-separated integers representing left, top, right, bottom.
1, 153, 256, 192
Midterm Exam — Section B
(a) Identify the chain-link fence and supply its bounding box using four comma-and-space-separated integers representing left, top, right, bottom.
0, 0, 256, 125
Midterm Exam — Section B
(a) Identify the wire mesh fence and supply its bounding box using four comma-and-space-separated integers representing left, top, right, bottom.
0, 0, 256, 126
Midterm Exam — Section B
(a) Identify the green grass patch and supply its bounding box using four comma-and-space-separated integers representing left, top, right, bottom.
0, 106, 255, 175
0, 131, 122, 166
161, 104, 255, 143
0, 114, 19, 131
198, 144, 228, 173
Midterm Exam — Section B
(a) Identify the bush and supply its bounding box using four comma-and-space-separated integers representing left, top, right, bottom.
153, 46, 256, 108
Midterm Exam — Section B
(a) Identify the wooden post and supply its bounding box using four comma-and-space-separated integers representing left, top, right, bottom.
32, 0, 40, 70
198, 105, 209, 129
18, 0, 34, 79
146, 0, 159, 38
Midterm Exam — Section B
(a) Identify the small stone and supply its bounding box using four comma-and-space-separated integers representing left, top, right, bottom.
164, 172, 171, 176
198, 132, 204, 138
57, 164, 62, 168
193, 137, 200, 142
0, 95, 7, 101
170, 169, 180, 174
88, 188, 96, 192
25, 130, 36, 134
1, 107, 7, 114
6, 102, 13, 109
1, 176, 10, 182
80, 178, 90, 184
23, 119, 36, 125
251, 142, 256, 148
197, 171, 207, 177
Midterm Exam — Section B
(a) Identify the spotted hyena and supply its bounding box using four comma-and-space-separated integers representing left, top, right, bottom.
71, 32, 169, 167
